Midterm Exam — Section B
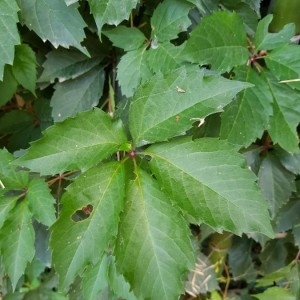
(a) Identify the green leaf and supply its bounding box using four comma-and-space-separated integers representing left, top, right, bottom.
14, 109, 128, 175
16, 0, 88, 54
26, 178, 56, 226
276, 148, 300, 175
51, 162, 125, 289
0, 149, 29, 189
182, 11, 249, 72
147, 137, 274, 237
276, 199, 300, 232
88, 0, 138, 34
0, 201, 35, 290
254, 15, 295, 51
220, 67, 273, 147
266, 74, 300, 153
0, 0, 20, 81
12, 44, 37, 94
38, 49, 102, 84
0, 65, 18, 107
0, 192, 18, 229
103, 26, 146, 51
151, 0, 193, 42
253, 286, 295, 300
289, 263, 300, 300
115, 169, 194, 299
117, 47, 152, 97
0, 110, 33, 135
129, 66, 252, 146
51, 66, 105, 122
258, 153, 296, 219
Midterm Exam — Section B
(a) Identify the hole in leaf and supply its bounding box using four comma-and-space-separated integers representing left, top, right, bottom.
71, 204, 93, 222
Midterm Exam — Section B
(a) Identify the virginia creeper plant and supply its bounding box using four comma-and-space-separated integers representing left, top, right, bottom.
0, 0, 300, 299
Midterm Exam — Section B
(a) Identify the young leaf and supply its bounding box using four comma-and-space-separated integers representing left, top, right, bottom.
254, 15, 295, 51
0, 201, 35, 290
51, 162, 125, 290
103, 26, 146, 51
151, 0, 193, 42
51, 66, 105, 122
129, 66, 252, 146
220, 67, 273, 147
14, 109, 128, 175
0, 0, 20, 80
115, 169, 194, 299
16, 0, 88, 54
117, 47, 152, 97
38, 49, 102, 84
146, 137, 274, 237
182, 11, 249, 72
258, 153, 296, 219
26, 178, 56, 226
88, 0, 138, 34
12, 44, 37, 94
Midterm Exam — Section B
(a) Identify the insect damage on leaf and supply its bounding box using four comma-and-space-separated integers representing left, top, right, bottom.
71, 204, 94, 222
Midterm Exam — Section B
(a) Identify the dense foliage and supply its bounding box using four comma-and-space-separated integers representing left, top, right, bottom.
0, 0, 300, 299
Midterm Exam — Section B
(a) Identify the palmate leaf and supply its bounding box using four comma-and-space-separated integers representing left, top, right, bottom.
0, 0, 20, 81
258, 153, 296, 219
146, 137, 274, 237
51, 66, 105, 122
14, 109, 128, 175
151, 0, 193, 42
51, 162, 125, 289
220, 66, 273, 147
88, 0, 138, 34
0, 201, 35, 290
182, 11, 249, 72
129, 65, 252, 146
115, 169, 194, 299
16, 0, 88, 54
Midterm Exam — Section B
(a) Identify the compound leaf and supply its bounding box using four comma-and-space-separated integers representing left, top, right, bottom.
26, 178, 56, 226
115, 169, 194, 299
51, 162, 125, 290
0, 0, 19, 80
51, 66, 105, 122
0, 201, 35, 290
182, 11, 249, 72
151, 0, 193, 42
129, 66, 252, 146
147, 137, 274, 237
17, 0, 88, 54
12, 44, 37, 94
220, 67, 273, 147
14, 109, 128, 175
88, 0, 138, 34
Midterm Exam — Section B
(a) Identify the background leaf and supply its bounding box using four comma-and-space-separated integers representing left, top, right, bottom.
0, 0, 20, 80
14, 109, 128, 175
0, 65, 18, 107
115, 169, 194, 299
16, 0, 88, 54
147, 137, 274, 236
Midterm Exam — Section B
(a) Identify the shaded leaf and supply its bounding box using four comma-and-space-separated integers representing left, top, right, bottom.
129, 66, 252, 146
220, 67, 273, 147
14, 109, 128, 175
147, 137, 274, 236
0, 201, 35, 290
0, 0, 20, 80
182, 11, 249, 72
115, 169, 194, 299
51, 66, 105, 122
276, 148, 300, 175
38, 49, 102, 84
17, 0, 87, 54
26, 178, 56, 226
151, 0, 193, 42
254, 15, 295, 50
88, 0, 138, 34
289, 262, 300, 299
0, 65, 18, 107
117, 47, 152, 97
276, 200, 300, 233
258, 153, 296, 219
103, 26, 146, 51
51, 162, 125, 289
